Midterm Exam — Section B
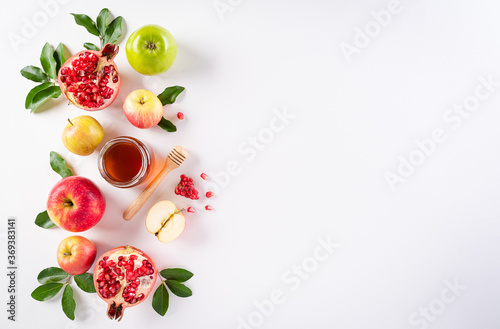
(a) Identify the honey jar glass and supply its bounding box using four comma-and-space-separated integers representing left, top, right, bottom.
98, 136, 153, 188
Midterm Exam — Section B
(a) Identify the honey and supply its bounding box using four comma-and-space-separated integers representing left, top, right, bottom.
98, 136, 153, 188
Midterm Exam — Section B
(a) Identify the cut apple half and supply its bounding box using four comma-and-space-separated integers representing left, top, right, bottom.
146, 201, 185, 243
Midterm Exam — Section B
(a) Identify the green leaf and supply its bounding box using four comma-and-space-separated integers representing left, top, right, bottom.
160, 268, 193, 282
102, 16, 123, 45
157, 86, 185, 105
96, 8, 109, 36
165, 280, 192, 298
35, 210, 55, 229
71, 13, 100, 37
62, 285, 76, 320
83, 42, 100, 51
28, 85, 61, 112
50, 151, 73, 178
20, 66, 49, 82
53, 43, 65, 74
73, 273, 96, 293
152, 284, 169, 316
25, 82, 52, 110
40, 43, 58, 80
31, 282, 64, 301
158, 117, 177, 132
37, 267, 68, 284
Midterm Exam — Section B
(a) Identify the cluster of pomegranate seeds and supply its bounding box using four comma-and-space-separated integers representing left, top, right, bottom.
96, 254, 153, 305
177, 112, 184, 120
175, 174, 199, 200
59, 51, 117, 109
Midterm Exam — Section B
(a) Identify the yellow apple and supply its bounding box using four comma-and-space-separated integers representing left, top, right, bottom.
123, 89, 163, 129
62, 115, 104, 156
146, 201, 185, 243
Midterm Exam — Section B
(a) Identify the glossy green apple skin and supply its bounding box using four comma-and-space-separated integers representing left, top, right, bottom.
126, 24, 177, 76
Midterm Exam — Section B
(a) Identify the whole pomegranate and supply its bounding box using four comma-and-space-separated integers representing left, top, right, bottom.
93, 246, 157, 321
58, 43, 120, 110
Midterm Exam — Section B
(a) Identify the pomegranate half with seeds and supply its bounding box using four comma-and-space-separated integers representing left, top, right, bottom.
58, 43, 120, 111
93, 246, 157, 321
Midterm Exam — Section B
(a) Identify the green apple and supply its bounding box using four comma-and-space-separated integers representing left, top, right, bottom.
62, 115, 104, 156
126, 24, 177, 75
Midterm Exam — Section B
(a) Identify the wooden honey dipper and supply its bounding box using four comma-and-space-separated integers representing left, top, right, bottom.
123, 145, 188, 221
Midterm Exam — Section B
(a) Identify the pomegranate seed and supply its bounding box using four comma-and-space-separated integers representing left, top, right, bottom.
175, 175, 199, 200
187, 207, 196, 213
177, 112, 184, 120
200, 173, 208, 180
205, 205, 213, 211
206, 191, 214, 198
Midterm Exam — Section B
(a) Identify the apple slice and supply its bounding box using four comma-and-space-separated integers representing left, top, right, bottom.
146, 201, 185, 243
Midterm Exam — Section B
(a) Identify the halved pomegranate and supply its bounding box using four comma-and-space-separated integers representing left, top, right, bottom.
58, 43, 120, 111
93, 246, 157, 321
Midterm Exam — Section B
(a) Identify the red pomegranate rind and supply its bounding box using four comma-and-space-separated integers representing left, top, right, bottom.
58, 43, 120, 111
93, 246, 157, 321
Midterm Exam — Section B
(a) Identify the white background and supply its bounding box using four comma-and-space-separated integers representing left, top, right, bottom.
1, 0, 500, 328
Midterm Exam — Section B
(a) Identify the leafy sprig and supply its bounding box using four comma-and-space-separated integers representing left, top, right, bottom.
35, 152, 74, 229
152, 268, 193, 316
71, 8, 123, 50
31, 267, 96, 320
20, 43, 65, 113
156, 86, 185, 133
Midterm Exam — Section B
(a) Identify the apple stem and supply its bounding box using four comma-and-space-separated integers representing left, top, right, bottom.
63, 252, 72, 256
67, 118, 73, 126
62, 201, 73, 207
139, 97, 145, 105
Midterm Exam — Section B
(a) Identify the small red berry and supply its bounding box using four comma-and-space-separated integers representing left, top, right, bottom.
205, 205, 213, 211
187, 207, 196, 213
177, 112, 184, 120
206, 191, 214, 198
200, 173, 208, 180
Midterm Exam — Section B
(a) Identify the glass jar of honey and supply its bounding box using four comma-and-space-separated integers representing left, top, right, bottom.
98, 136, 153, 188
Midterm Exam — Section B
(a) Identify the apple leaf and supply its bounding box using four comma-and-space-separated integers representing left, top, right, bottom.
62, 285, 76, 320
159, 268, 193, 282
157, 86, 185, 105
73, 273, 96, 293
165, 280, 192, 298
31, 282, 64, 301
50, 151, 73, 178
37, 267, 68, 284
152, 283, 169, 316
71, 13, 100, 37
35, 210, 56, 229
40, 42, 58, 80
20, 66, 49, 83
158, 117, 177, 132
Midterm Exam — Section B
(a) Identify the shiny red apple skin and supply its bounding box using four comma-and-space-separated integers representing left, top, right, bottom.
47, 176, 106, 232
57, 235, 97, 275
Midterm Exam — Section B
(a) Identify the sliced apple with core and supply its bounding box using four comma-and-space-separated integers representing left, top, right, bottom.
146, 201, 185, 243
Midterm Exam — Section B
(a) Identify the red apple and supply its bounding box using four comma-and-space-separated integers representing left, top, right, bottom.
47, 176, 106, 232
57, 235, 97, 275
123, 89, 163, 129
